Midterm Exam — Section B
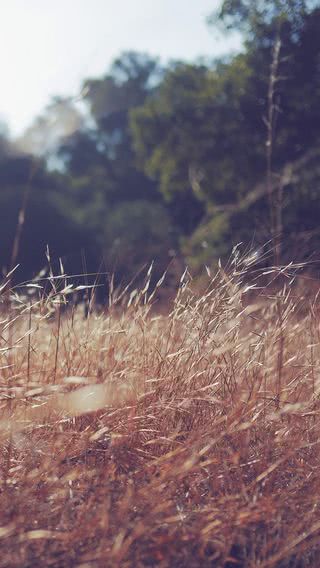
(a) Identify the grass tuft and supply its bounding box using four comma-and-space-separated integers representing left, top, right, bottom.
1, 260, 320, 567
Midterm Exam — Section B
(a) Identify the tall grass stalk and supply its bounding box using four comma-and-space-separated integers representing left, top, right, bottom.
0, 261, 320, 566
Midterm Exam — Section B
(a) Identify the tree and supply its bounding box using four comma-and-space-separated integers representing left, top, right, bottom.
103, 200, 174, 282
209, 0, 317, 38
17, 97, 84, 157
55, 52, 175, 285
131, 3, 320, 269
0, 154, 92, 282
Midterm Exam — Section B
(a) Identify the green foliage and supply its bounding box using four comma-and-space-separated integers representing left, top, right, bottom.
0, 156, 92, 281
131, 4, 320, 268
131, 57, 263, 208
103, 200, 174, 280
1, 5, 320, 288
210, 0, 316, 37
182, 213, 231, 271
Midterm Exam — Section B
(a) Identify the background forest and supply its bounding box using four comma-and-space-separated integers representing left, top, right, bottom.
1, 0, 320, 292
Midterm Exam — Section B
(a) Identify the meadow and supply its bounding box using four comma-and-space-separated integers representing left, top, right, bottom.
1, 256, 320, 567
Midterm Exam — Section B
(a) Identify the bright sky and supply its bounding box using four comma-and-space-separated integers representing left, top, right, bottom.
0, 0, 241, 138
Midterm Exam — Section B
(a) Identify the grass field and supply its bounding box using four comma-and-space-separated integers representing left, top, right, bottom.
1, 259, 320, 567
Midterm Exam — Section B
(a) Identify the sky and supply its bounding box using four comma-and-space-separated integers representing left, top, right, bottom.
0, 1, 241, 138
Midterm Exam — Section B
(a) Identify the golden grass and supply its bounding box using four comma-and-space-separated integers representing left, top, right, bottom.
1, 261, 320, 567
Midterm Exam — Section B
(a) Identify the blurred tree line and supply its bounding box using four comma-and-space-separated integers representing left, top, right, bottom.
1, 0, 320, 293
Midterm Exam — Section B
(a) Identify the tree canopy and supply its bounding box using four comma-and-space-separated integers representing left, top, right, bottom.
1, 2, 320, 291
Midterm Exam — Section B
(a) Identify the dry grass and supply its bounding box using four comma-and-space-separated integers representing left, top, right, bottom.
1, 259, 320, 567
